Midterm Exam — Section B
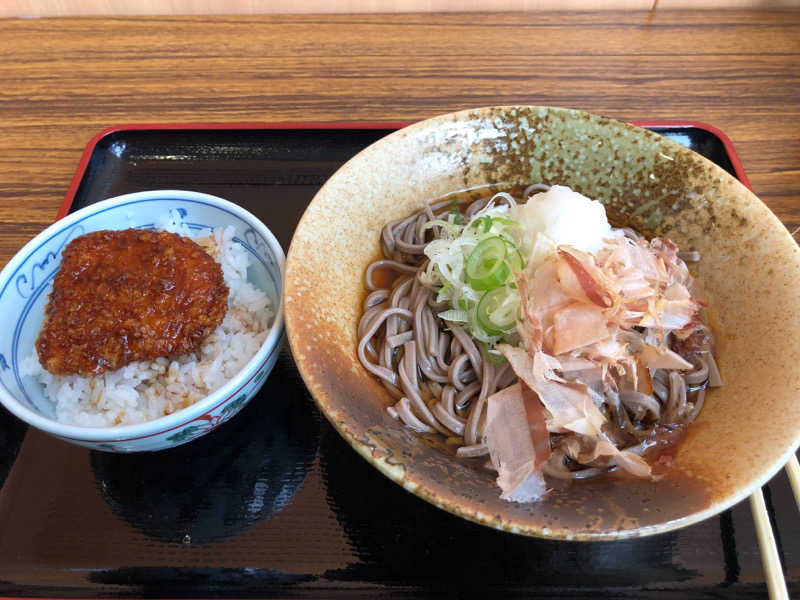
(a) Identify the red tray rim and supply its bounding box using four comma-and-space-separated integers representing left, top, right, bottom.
56, 120, 751, 221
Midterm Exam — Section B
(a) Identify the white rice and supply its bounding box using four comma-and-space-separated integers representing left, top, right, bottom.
21, 216, 274, 427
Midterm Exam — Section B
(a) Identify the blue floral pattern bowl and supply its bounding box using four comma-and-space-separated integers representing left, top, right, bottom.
0, 190, 284, 452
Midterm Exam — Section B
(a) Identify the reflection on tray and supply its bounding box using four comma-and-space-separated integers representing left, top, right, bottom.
88, 566, 315, 592
320, 423, 698, 588
0, 411, 26, 489
90, 348, 317, 544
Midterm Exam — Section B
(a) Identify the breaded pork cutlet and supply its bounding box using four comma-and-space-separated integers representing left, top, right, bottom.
36, 229, 228, 376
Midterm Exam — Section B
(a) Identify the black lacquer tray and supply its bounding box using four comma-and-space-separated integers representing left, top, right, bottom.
0, 122, 796, 599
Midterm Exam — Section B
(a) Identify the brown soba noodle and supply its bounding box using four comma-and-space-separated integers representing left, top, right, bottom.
357, 186, 721, 481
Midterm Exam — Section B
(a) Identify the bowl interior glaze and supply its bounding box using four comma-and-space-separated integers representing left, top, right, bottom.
285, 106, 800, 540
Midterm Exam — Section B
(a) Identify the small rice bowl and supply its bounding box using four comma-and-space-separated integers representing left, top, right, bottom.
21, 214, 274, 427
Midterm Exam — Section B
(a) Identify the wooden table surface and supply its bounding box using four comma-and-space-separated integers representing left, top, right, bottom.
0, 10, 798, 269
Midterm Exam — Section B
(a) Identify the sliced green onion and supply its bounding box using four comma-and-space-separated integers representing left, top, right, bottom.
501, 239, 524, 273
449, 199, 462, 225
457, 297, 474, 311
470, 215, 520, 235
420, 219, 461, 237
436, 282, 453, 302
476, 286, 518, 335
471, 215, 492, 233
466, 237, 509, 291
481, 342, 508, 365
490, 216, 519, 227
438, 309, 469, 323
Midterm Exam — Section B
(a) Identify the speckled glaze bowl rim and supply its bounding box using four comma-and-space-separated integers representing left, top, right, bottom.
0, 190, 285, 443
285, 105, 800, 540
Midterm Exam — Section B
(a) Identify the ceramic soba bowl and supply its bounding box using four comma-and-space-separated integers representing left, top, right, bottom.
284, 106, 800, 540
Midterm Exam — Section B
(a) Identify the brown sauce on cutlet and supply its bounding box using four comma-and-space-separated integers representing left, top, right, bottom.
36, 229, 228, 376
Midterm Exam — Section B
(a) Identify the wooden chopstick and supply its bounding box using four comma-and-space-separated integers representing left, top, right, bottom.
785, 454, 800, 512
750, 488, 789, 600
